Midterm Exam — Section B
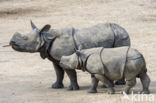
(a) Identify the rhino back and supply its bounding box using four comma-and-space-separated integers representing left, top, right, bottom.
81, 47, 103, 55
75, 23, 115, 49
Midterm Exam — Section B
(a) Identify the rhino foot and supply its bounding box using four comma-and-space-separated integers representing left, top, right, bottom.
67, 84, 79, 90
107, 88, 115, 94
52, 82, 64, 88
140, 90, 150, 94
88, 88, 97, 93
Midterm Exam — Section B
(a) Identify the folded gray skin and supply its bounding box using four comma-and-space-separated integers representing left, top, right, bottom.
10, 21, 130, 90
60, 47, 150, 94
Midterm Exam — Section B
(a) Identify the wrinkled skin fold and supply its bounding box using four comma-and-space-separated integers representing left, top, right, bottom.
10, 21, 130, 90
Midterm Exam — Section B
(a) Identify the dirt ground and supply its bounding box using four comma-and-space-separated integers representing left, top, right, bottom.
0, 0, 156, 103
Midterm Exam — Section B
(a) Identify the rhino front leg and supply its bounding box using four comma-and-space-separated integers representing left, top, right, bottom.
52, 63, 64, 88
88, 74, 99, 93
95, 74, 115, 94
65, 69, 79, 90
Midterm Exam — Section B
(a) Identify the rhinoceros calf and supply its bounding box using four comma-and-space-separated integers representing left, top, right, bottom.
10, 21, 130, 90
60, 47, 150, 94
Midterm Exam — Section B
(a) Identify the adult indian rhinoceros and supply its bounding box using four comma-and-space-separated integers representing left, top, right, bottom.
10, 21, 130, 90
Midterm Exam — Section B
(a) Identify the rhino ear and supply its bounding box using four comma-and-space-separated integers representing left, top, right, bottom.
76, 50, 87, 61
76, 50, 84, 58
76, 50, 88, 63
78, 45, 82, 51
30, 20, 37, 30
76, 45, 83, 56
40, 25, 51, 33
74, 45, 82, 52
76, 50, 81, 56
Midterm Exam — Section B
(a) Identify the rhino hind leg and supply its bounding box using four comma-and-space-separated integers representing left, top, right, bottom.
124, 78, 136, 94
65, 69, 79, 90
52, 63, 64, 88
95, 74, 115, 94
88, 74, 99, 93
139, 72, 150, 94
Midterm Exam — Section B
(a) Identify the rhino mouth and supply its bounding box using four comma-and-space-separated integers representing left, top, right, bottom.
10, 41, 24, 52
12, 44, 22, 51
12, 44, 19, 49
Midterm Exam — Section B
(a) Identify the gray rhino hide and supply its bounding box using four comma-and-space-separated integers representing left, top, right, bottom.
39, 28, 74, 61
48, 23, 130, 63
86, 47, 129, 79
101, 47, 129, 79
74, 23, 129, 49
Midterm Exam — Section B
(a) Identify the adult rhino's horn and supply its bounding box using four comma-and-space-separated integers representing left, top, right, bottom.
30, 20, 37, 30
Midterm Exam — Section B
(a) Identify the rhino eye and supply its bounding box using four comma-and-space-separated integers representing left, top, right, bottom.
23, 36, 28, 40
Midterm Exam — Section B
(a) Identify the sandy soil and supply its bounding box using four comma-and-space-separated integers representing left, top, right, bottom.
0, 0, 156, 103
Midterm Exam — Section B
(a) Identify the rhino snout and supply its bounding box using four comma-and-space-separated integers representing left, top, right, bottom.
10, 32, 22, 44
